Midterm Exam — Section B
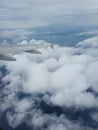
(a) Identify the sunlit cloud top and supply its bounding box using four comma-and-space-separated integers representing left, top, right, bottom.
0, 0, 98, 28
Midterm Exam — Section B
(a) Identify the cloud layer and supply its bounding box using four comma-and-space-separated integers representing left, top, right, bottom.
1, 0, 98, 28
0, 37, 98, 130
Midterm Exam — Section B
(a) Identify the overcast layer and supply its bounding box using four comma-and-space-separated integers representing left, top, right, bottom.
0, 0, 98, 28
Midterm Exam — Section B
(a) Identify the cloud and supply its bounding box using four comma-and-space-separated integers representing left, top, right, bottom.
86, 61, 98, 92
0, 29, 33, 39
1, 0, 98, 28
0, 37, 98, 129
77, 37, 98, 48
0, 29, 35, 44
75, 30, 98, 36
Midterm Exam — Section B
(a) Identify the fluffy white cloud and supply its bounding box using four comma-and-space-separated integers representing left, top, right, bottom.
0, 37, 98, 129
86, 61, 98, 91
77, 37, 98, 48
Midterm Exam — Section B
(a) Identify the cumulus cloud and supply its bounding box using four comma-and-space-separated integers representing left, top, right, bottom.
0, 37, 98, 129
77, 37, 98, 48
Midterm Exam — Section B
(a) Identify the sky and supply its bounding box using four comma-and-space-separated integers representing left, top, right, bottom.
0, 0, 98, 28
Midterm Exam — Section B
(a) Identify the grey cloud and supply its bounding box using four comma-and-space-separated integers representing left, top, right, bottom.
0, 29, 36, 44
0, 29, 33, 39
0, 0, 98, 28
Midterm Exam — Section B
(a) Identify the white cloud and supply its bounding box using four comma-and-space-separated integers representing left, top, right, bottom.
7, 112, 26, 128
1, 38, 98, 106
0, 37, 98, 129
76, 30, 98, 36
86, 61, 98, 92
77, 37, 98, 48
92, 112, 98, 122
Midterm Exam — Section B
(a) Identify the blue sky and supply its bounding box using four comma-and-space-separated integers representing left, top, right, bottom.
0, 0, 98, 28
